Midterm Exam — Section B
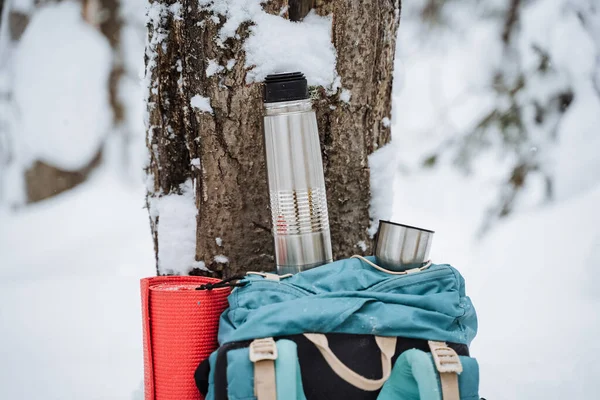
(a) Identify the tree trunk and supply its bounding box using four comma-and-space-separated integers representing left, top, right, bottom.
25, 150, 102, 202
145, 0, 400, 277
4, 0, 123, 204
90, 0, 126, 128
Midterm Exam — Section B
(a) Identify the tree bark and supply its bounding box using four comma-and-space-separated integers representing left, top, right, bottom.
25, 149, 102, 202
145, 0, 400, 277
8, 10, 28, 41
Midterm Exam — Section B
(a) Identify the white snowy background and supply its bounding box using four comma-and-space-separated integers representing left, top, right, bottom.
1, 0, 599, 399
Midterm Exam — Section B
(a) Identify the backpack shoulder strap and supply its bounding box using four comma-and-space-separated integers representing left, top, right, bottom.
428, 341, 463, 400
249, 338, 278, 400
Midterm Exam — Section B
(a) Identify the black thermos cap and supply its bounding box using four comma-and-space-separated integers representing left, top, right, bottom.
263, 72, 309, 103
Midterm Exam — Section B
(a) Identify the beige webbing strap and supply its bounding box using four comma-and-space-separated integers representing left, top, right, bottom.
253, 360, 276, 400
428, 341, 462, 400
249, 338, 278, 400
304, 333, 397, 391
351, 255, 432, 275
246, 272, 293, 281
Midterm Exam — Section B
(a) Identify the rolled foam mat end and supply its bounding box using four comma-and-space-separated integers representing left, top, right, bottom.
141, 276, 231, 400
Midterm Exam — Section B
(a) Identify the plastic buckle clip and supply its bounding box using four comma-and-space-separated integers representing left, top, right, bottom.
428, 341, 463, 374
249, 337, 278, 363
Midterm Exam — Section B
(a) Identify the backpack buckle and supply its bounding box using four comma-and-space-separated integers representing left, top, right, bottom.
428, 341, 463, 374
249, 337, 278, 362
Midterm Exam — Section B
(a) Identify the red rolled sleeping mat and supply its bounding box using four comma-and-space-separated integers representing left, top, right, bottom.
141, 276, 231, 400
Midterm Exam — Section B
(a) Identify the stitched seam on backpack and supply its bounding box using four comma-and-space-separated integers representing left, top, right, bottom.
368, 268, 452, 293
240, 281, 312, 298
447, 266, 468, 339
448, 267, 466, 315
373, 276, 449, 294
365, 265, 449, 291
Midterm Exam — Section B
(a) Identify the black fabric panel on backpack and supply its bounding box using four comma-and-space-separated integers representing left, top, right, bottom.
194, 358, 211, 396
295, 334, 469, 400
206, 334, 471, 400
294, 333, 383, 400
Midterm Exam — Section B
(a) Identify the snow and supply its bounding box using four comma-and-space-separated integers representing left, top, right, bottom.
116, 74, 148, 180
11, 0, 35, 13
105, 0, 149, 184
190, 94, 214, 114
205, 59, 224, 77
11, 2, 112, 171
0, 170, 155, 400
465, 183, 600, 399
379, 129, 600, 400
553, 87, 600, 200
148, 179, 207, 275
146, 2, 168, 31
213, 254, 229, 264
1, 0, 118, 204
0, 13, 10, 70
197, 0, 337, 87
244, 11, 337, 87
168, 2, 183, 20
190, 157, 201, 169
355, 240, 368, 252
393, 0, 600, 217
339, 89, 352, 103
144, 1, 177, 143
197, 0, 263, 42
368, 143, 397, 237
514, 1, 600, 201
13, 2, 112, 170
387, 1, 600, 397
3, 158, 597, 400
1, 0, 599, 399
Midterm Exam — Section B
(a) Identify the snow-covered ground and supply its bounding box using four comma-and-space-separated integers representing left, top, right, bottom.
0, 171, 155, 400
467, 184, 600, 399
387, 164, 600, 399
2, 155, 598, 400
1, 0, 599, 399
386, 1, 600, 397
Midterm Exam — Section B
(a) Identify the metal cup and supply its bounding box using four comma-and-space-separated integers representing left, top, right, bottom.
374, 220, 434, 271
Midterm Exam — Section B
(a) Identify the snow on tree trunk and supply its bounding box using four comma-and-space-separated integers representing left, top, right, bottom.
145, 0, 401, 277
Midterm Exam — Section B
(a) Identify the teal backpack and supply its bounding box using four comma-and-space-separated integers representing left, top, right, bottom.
196, 256, 480, 400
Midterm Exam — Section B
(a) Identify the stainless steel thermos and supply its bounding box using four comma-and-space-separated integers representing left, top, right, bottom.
262, 72, 333, 274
